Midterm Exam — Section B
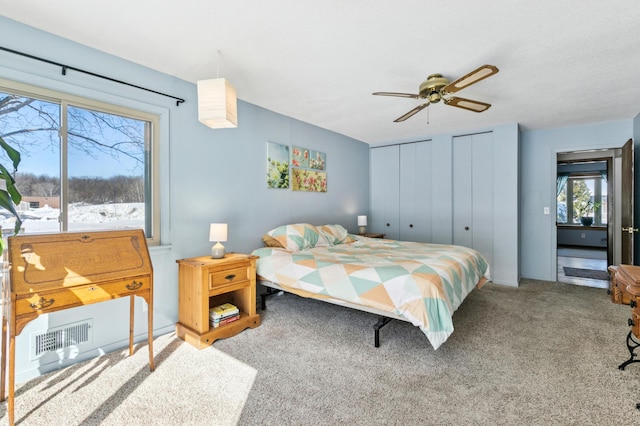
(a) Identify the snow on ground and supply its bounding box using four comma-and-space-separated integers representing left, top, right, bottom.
0, 203, 145, 234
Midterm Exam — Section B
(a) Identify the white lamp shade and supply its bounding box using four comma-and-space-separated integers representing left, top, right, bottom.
197, 78, 237, 129
209, 223, 228, 242
357, 215, 367, 226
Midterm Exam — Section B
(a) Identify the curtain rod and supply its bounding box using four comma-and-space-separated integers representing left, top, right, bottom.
0, 45, 185, 106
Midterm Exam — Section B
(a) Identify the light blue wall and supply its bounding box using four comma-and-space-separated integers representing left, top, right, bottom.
1, 17, 369, 382
520, 120, 633, 281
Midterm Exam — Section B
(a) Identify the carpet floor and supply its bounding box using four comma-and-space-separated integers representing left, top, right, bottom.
2, 278, 640, 426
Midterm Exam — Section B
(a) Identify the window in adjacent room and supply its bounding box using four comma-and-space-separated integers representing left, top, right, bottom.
557, 167, 607, 226
0, 82, 160, 244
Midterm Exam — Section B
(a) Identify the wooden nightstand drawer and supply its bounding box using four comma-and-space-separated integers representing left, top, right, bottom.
15, 277, 150, 316
209, 266, 249, 289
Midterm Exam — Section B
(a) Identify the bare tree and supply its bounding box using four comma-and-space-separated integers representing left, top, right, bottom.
0, 92, 145, 172
1, 91, 146, 204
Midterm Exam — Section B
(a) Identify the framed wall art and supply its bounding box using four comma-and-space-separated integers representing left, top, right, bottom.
266, 141, 290, 189
292, 146, 326, 171
291, 168, 327, 192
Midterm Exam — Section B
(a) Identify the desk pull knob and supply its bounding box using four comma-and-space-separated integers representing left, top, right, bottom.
629, 318, 635, 327
126, 280, 143, 290
225, 274, 236, 281
30, 297, 55, 310
631, 300, 637, 308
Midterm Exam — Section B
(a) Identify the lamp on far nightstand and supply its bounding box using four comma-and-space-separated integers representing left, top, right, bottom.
357, 215, 367, 235
209, 223, 228, 259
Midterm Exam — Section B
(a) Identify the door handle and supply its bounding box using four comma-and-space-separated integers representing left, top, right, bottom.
622, 227, 639, 234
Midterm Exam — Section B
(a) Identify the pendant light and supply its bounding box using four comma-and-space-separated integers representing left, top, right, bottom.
197, 51, 237, 129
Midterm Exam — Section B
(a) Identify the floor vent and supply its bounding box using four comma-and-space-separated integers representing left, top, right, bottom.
30, 319, 93, 359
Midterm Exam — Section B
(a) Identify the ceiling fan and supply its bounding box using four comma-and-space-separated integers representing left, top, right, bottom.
372, 64, 499, 122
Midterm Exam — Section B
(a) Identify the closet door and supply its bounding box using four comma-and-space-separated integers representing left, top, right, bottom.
399, 141, 432, 242
452, 133, 494, 267
453, 136, 474, 247
370, 145, 400, 239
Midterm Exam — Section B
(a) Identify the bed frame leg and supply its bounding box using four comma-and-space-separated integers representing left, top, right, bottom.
373, 316, 392, 348
260, 287, 282, 310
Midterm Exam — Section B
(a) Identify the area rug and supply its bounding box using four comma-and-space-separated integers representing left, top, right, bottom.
563, 266, 610, 280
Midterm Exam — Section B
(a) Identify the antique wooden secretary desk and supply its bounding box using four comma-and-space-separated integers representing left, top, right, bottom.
0, 229, 155, 425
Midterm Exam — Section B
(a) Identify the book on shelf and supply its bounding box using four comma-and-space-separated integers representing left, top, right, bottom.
210, 314, 240, 328
209, 302, 239, 320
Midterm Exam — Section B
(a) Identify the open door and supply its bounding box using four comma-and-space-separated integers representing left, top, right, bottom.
621, 139, 635, 264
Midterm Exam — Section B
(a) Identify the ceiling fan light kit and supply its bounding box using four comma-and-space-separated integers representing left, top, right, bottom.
373, 64, 499, 122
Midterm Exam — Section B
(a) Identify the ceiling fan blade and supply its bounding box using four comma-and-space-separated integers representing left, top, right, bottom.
444, 96, 491, 112
394, 102, 430, 122
373, 92, 421, 99
442, 65, 499, 94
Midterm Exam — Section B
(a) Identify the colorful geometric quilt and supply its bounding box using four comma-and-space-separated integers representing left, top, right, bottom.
252, 236, 490, 349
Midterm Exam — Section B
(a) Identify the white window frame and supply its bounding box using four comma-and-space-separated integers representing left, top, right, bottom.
560, 174, 606, 226
0, 78, 161, 245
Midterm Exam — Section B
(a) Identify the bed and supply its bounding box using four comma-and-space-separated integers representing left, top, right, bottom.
252, 223, 490, 349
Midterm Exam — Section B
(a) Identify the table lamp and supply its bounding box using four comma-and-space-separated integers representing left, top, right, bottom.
209, 223, 228, 259
357, 215, 367, 234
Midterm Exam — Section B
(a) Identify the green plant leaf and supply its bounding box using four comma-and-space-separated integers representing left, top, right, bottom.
0, 135, 23, 237
0, 136, 21, 171
0, 164, 21, 205
0, 189, 22, 234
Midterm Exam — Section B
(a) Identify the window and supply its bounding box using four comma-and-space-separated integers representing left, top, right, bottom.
0, 82, 160, 244
557, 172, 607, 226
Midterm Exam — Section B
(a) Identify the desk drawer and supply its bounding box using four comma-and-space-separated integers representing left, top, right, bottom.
16, 277, 150, 316
209, 266, 249, 290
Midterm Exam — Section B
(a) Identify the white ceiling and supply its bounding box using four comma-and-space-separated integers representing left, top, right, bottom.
2, 1, 640, 144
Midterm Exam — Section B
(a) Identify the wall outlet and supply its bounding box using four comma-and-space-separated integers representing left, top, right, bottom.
543, 207, 550, 215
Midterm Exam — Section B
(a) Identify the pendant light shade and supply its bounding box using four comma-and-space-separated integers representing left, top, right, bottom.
197, 78, 237, 129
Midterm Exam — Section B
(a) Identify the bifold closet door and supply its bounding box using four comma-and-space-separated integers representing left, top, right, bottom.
399, 141, 432, 242
452, 133, 494, 267
370, 145, 400, 240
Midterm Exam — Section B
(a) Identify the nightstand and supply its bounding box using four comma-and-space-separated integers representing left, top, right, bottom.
358, 233, 385, 239
175, 253, 260, 349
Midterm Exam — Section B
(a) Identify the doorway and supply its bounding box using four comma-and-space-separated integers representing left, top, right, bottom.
556, 151, 614, 288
